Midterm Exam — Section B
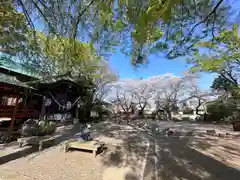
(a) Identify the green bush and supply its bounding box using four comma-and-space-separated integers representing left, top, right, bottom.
151, 111, 157, 120
206, 100, 236, 122
182, 117, 191, 121
36, 121, 56, 136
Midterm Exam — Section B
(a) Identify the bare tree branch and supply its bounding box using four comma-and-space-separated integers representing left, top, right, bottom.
18, 0, 35, 29
180, 0, 224, 45
72, 0, 95, 40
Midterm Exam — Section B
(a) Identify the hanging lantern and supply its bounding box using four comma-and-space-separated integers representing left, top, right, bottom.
66, 101, 72, 110
45, 98, 52, 106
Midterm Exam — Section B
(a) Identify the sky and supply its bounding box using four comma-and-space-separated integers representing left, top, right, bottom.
27, 0, 240, 90
107, 0, 240, 90
108, 50, 215, 90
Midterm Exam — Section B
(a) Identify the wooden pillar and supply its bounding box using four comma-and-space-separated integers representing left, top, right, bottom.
10, 95, 20, 129
40, 96, 46, 120
74, 105, 79, 124
74, 102, 80, 124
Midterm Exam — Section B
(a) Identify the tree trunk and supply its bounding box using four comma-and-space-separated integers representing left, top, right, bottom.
126, 113, 130, 124
40, 96, 46, 120
138, 109, 144, 116
117, 115, 121, 124
166, 110, 172, 121
196, 99, 204, 117
86, 107, 91, 121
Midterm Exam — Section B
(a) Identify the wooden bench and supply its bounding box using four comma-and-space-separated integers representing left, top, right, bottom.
64, 140, 105, 157
17, 136, 55, 151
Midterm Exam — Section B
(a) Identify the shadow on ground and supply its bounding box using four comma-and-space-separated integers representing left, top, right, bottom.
1, 121, 239, 180
93, 121, 240, 180
0, 125, 80, 165
149, 136, 240, 180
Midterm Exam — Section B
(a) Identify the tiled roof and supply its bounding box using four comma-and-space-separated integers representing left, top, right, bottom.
0, 55, 42, 78
0, 72, 35, 89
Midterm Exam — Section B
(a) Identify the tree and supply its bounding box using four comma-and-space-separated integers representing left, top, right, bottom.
111, 85, 135, 123
183, 84, 216, 116
206, 98, 237, 122
153, 76, 183, 120
131, 80, 154, 116
14, 0, 231, 65
21, 32, 98, 77
189, 25, 239, 98
0, 1, 28, 55
211, 75, 237, 92
152, 72, 198, 120
189, 25, 239, 87
116, 86, 134, 114
83, 61, 118, 120
188, 24, 240, 120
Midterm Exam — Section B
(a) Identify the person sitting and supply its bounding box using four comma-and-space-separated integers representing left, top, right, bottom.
81, 124, 92, 141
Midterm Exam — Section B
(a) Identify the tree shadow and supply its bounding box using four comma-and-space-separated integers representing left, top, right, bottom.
186, 133, 240, 169
91, 122, 151, 179
124, 172, 138, 180
100, 131, 147, 168
222, 145, 240, 157
93, 121, 240, 180
153, 136, 240, 180
0, 125, 81, 165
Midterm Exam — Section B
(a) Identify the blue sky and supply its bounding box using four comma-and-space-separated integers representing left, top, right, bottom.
108, 50, 215, 90
31, 0, 240, 90
108, 0, 240, 90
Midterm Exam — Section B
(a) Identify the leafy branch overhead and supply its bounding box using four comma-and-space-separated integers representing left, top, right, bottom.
0, 1, 28, 55
188, 24, 239, 115
189, 25, 239, 92
11, 0, 231, 65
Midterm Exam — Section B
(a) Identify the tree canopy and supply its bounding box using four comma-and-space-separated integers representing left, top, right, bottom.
188, 24, 240, 120
188, 24, 240, 96
7, 0, 232, 65
0, 1, 28, 55
22, 32, 99, 76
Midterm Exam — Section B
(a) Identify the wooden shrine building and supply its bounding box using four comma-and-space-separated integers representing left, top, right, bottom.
0, 59, 43, 130
0, 59, 85, 130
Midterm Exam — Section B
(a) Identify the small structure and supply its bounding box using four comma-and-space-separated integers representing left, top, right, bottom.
64, 139, 105, 157
17, 135, 55, 151
0, 58, 86, 131
233, 119, 240, 131
0, 59, 43, 130
32, 76, 83, 123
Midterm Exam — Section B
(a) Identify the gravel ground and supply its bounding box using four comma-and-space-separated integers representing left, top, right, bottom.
0, 145, 103, 180
0, 122, 148, 180
0, 120, 239, 180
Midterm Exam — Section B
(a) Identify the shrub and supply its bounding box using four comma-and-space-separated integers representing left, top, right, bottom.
21, 120, 56, 137
206, 100, 236, 122
151, 111, 157, 120
182, 117, 191, 121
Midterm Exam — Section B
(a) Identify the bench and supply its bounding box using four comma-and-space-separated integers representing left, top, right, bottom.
17, 136, 55, 151
64, 140, 105, 157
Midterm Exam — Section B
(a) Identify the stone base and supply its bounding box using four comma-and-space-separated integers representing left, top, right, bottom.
232, 120, 240, 131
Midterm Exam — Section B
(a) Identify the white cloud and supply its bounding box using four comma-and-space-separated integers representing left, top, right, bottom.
105, 73, 182, 103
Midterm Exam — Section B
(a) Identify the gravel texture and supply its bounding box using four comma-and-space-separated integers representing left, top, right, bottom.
0, 121, 240, 180
0, 145, 104, 180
